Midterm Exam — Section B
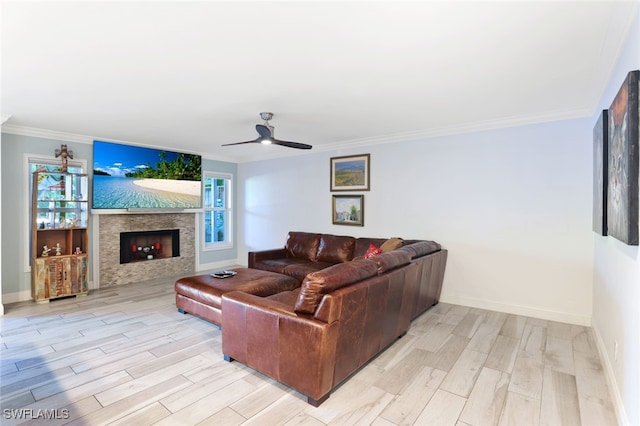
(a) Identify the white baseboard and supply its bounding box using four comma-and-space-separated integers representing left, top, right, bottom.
2, 290, 32, 304
197, 259, 242, 273
439, 295, 592, 326
592, 324, 628, 426
4, 280, 97, 304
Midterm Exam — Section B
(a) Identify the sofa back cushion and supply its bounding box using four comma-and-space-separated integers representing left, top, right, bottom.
398, 241, 441, 259
294, 259, 378, 314
317, 234, 356, 263
285, 232, 322, 261
353, 238, 387, 258
368, 250, 412, 274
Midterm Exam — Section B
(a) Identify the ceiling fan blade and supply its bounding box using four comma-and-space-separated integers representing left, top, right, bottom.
223, 117, 311, 149
255, 124, 272, 139
221, 139, 259, 147
272, 140, 313, 150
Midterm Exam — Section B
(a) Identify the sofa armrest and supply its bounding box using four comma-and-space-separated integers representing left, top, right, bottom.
222, 290, 302, 319
248, 248, 289, 268
221, 291, 338, 403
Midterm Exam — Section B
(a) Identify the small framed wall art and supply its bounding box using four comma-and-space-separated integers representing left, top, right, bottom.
332, 195, 364, 226
330, 154, 370, 191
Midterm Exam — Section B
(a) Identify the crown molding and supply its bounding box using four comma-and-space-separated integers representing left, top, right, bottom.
0, 124, 242, 163
1, 124, 94, 144
235, 106, 592, 163
2, 106, 591, 164
329, 106, 593, 149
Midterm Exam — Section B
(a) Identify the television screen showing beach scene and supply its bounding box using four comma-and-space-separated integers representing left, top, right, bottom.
92, 140, 202, 210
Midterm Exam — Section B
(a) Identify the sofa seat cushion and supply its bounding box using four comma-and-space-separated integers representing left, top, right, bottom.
266, 288, 301, 306
253, 258, 333, 282
284, 262, 334, 283
294, 259, 379, 314
253, 257, 313, 275
286, 232, 322, 261
317, 234, 356, 263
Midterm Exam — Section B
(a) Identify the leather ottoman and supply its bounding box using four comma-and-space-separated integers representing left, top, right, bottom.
175, 267, 300, 327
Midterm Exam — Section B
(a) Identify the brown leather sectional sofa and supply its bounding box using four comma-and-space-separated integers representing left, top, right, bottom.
221, 231, 447, 406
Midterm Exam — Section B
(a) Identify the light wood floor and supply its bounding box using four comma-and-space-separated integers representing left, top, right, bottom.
1, 274, 617, 425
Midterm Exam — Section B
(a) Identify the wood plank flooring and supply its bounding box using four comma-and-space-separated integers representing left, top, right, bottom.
0, 274, 618, 425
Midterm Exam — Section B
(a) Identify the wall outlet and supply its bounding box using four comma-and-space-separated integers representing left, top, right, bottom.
614, 340, 619, 361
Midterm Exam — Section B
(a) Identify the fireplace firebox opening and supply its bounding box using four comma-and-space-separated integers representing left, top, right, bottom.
120, 229, 180, 264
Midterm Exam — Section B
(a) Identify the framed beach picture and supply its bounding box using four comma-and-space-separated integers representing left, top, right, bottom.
332, 195, 364, 226
92, 140, 202, 210
607, 70, 639, 246
330, 154, 370, 191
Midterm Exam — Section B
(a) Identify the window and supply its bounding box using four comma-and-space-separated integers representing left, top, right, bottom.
203, 172, 232, 249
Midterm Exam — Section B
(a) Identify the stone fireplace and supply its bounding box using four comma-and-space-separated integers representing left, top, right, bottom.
98, 213, 196, 287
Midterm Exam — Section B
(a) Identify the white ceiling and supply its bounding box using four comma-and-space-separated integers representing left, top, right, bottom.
1, 1, 638, 163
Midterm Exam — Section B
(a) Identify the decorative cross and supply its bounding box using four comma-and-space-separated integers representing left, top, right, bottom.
54, 144, 74, 172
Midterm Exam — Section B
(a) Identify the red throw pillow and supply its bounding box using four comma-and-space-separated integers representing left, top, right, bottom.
364, 243, 383, 259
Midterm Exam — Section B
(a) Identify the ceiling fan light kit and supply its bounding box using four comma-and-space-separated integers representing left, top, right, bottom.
222, 112, 312, 150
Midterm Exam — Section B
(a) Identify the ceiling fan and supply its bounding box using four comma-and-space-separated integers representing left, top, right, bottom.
222, 112, 312, 150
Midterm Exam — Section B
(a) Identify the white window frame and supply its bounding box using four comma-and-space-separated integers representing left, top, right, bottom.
203, 171, 233, 251
24, 153, 86, 271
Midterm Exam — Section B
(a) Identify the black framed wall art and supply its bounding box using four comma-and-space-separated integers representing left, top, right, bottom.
607, 70, 639, 246
593, 109, 608, 236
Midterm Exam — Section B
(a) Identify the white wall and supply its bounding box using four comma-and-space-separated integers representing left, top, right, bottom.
238, 117, 594, 326
592, 10, 640, 426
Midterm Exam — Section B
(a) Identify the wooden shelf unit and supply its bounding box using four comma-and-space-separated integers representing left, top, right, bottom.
31, 171, 89, 303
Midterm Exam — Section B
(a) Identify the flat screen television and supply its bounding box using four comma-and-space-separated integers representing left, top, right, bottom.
92, 140, 202, 211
